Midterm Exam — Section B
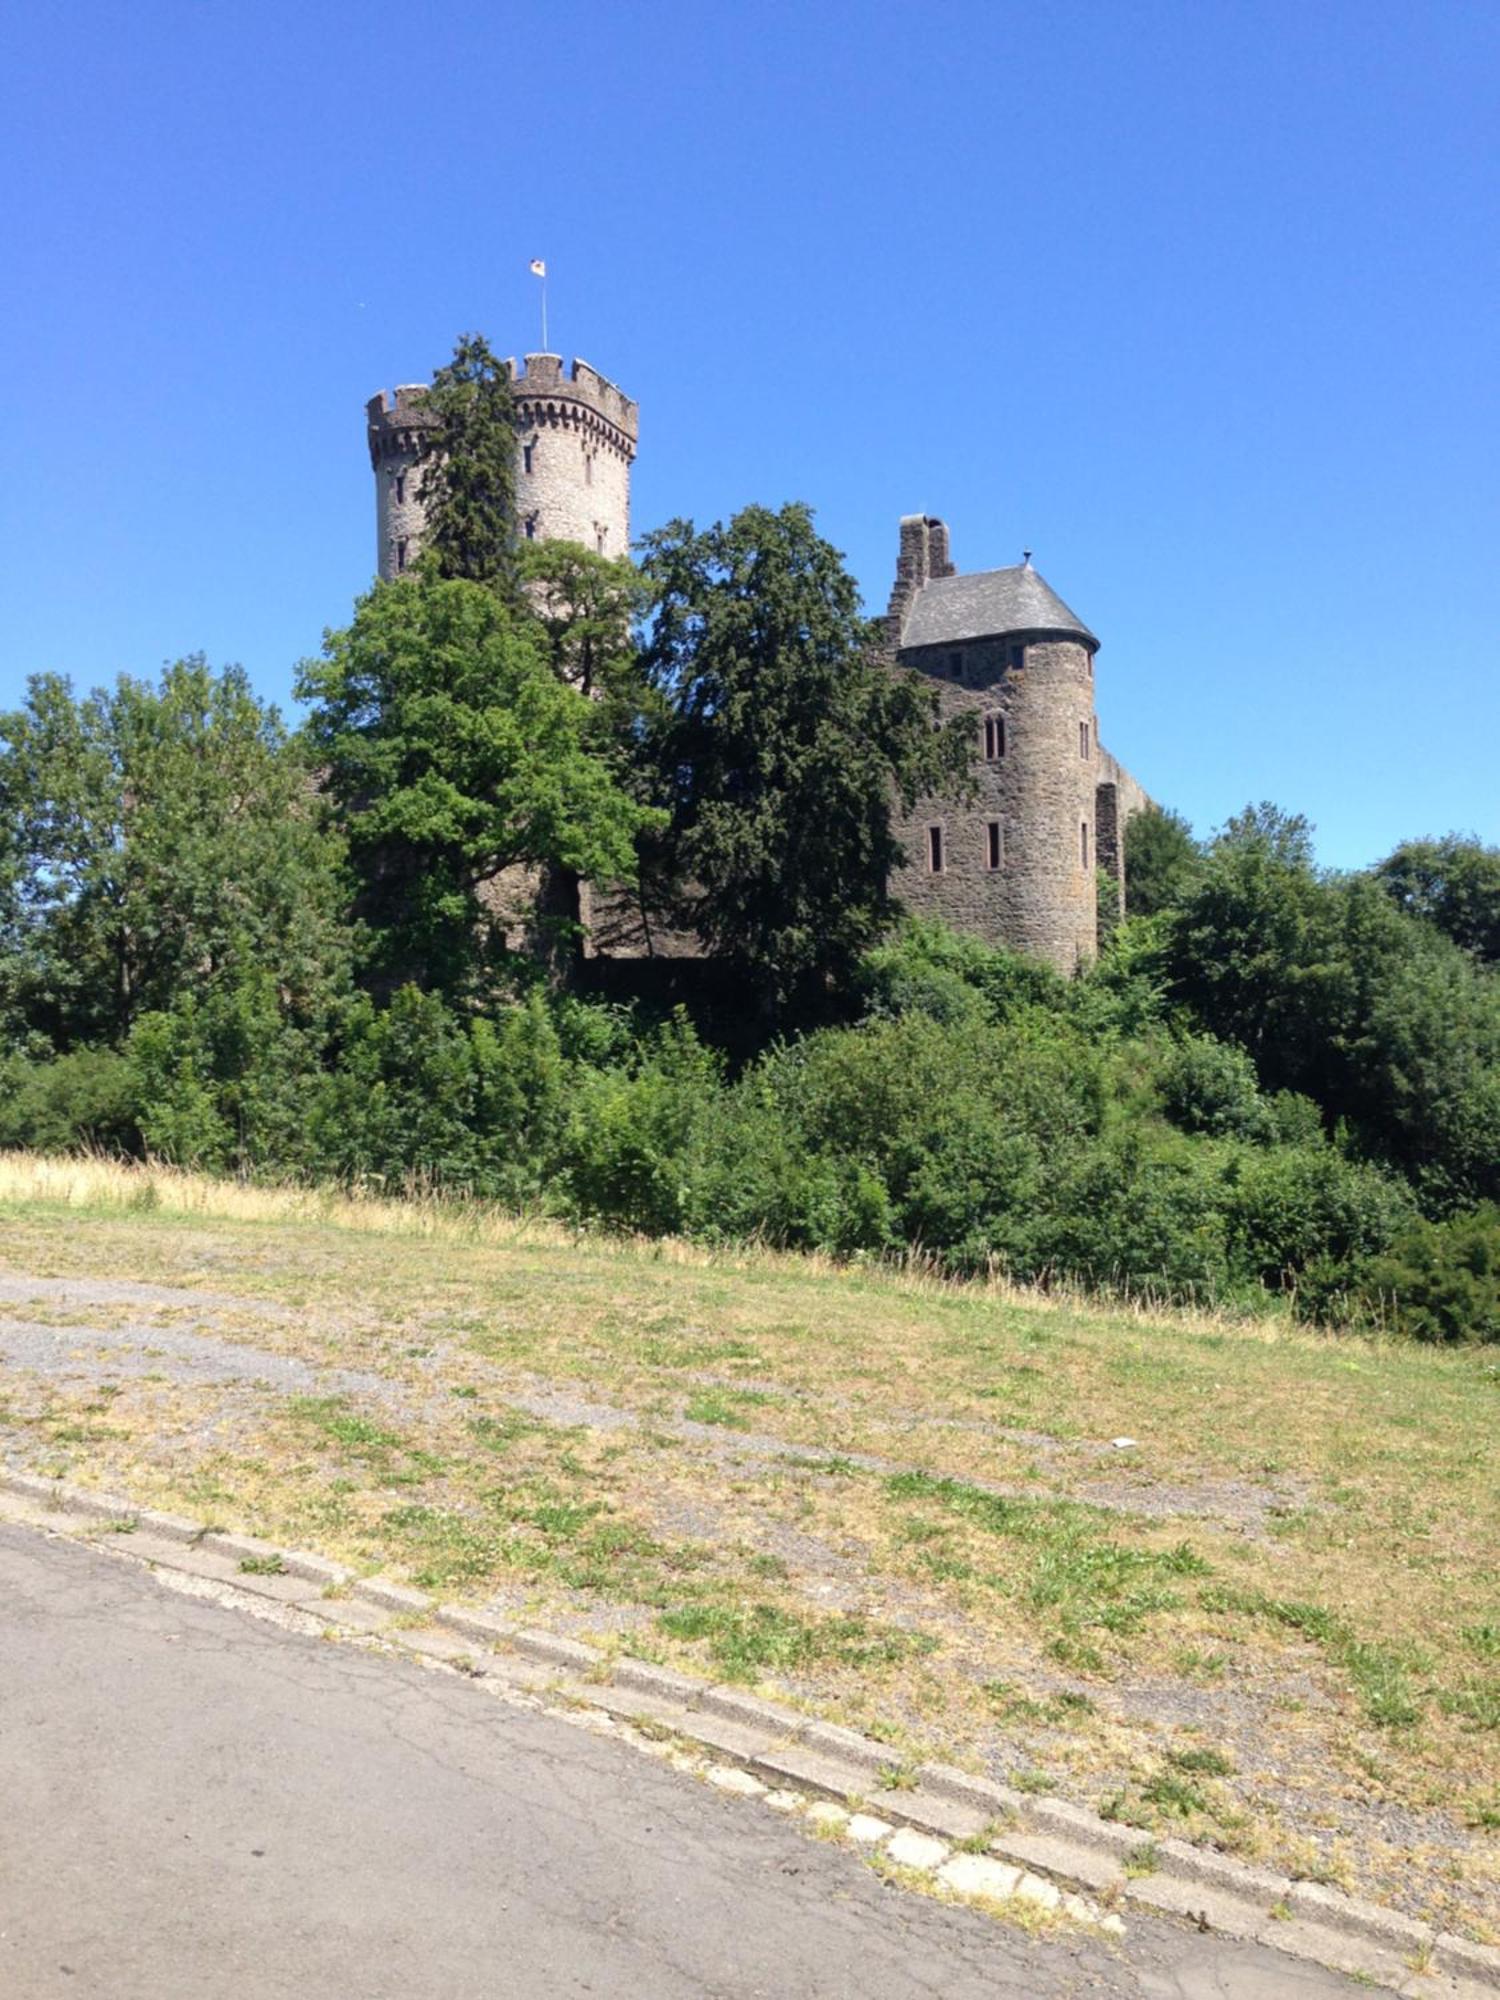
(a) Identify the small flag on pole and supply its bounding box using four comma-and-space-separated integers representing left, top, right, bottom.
529, 259, 546, 277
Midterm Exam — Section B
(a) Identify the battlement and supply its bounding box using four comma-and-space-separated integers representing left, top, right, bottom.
366, 384, 437, 421
508, 353, 639, 449
365, 385, 438, 469
367, 356, 638, 466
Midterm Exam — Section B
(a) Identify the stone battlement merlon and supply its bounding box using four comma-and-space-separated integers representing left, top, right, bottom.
365, 386, 439, 469
506, 353, 639, 444
366, 357, 639, 470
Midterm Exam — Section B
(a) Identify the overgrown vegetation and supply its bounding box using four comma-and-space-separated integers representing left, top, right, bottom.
3, 333, 1498, 1340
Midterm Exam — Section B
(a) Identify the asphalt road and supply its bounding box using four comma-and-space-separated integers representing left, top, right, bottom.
0, 1523, 1380, 2000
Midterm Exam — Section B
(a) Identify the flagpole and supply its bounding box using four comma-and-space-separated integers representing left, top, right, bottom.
542, 273, 548, 352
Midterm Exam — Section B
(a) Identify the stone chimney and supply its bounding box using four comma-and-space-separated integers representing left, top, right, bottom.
883, 514, 955, 649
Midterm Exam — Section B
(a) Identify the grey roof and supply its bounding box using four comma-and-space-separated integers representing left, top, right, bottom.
901, 565, 1097, 649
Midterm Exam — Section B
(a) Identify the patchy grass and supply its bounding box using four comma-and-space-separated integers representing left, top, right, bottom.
0, 1152, 1497, 1938
657, 1603, 932, 1681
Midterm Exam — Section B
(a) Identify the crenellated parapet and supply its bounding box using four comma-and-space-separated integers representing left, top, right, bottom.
365, 348, 638, 580
508, 353, 639, 463
365, 385, 439, 469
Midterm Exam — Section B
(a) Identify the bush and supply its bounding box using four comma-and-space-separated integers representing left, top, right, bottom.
1029, 1142, 1233, 1301
1306, 1205, 1500, 1344
1159, 1034, 1271, 1140
857, 921, 1069, 1027
558, 1014, 720, 1234
308, 986, 567, 1200
0, 1047, 140, 1156
1222, 1145, 1413, 1289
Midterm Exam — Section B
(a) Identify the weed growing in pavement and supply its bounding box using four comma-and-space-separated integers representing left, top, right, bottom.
1123, 1840, 1160, 1879
876, 1763, 921, 1792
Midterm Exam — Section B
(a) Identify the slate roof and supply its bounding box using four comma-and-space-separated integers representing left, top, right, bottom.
900, 565, 1097, 650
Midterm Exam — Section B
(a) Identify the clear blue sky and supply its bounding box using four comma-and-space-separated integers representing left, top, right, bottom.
4, 0, 1495, 868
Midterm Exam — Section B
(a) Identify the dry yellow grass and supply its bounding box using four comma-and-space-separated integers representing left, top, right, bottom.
0, 1151, 1496, 1938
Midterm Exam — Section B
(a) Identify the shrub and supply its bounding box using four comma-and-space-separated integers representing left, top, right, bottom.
1159, 1034, 1271, 1140
1330, 1206, 1500, 1344
558, 1013, 720, 1234
1222, 1145, 1413, 1289
0, 1046, 140, 1157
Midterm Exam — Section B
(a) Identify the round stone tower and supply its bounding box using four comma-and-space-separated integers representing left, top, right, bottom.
365, 354, 639, 582
887, 521, 1103, 974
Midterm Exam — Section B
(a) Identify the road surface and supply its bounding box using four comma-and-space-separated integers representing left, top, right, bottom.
0, 1522, 1381, 1999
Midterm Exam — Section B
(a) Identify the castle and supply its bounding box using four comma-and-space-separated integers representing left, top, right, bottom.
366, 354, 1148, 974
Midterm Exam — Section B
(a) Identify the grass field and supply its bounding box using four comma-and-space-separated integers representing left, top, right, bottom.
0, 1153, 1496, 1940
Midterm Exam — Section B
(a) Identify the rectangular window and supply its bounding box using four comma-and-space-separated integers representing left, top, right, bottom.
1008, 642, 1026, 672
1079, 719, 1090, 758
927, 825, 944, 873
394, 473, 405, 504
524, 517, 537, 541
395, 537, 408, 571
1081, 820, 1090, 869
986, 821, 1002, 870
983, 715, 1006, 760
584, 451, 594, 486
523, 441, 535, 474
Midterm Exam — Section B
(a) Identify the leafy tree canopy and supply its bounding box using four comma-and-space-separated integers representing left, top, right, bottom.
637, 503, 973, 1009
1160, 802, 1500, 1208
0, 658, 350, 1051
297, 575, 663, 997
414, 333, 520, 595
1123, 803, 1201, 916
1375, 834, 1500, 965
517, 539, 662, 788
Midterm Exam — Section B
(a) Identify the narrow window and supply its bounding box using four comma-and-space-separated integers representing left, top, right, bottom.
395, 537, 408, 571
1079, 719, 1090, 758
523, 440, 535, 474
524, 515, 538, 541
986, 821, 1002, 870
1080, 820, 1090, 869
584, 450, 594, 486
928, 825, 944, 873
1008, 642, 1026, 672
394, 473, 405, 504
983, 715, 1006, 760
595, 526, 606, 553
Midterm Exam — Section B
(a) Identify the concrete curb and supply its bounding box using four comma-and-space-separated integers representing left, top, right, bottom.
4, 1466, 1495, 1996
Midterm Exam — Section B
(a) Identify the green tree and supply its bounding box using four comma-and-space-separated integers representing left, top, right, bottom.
414, 333, 520, 595
1123, 804, 1201, 916
519, 540, 653, 706
637, 504, 972, 1010
1375, 834, 1500, 964
298, 575, 662, 996
1161, 805, 1500, 1207
0, 659, 350, 1050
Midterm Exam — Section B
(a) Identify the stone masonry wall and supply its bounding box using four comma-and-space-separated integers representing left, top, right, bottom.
366, 354, 638, 581
892, 635, 1102, 974
367, 386, 439, 581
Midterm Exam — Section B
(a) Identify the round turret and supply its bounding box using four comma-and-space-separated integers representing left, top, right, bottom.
888, 527, 1104, 973
365, 354, 639, 582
